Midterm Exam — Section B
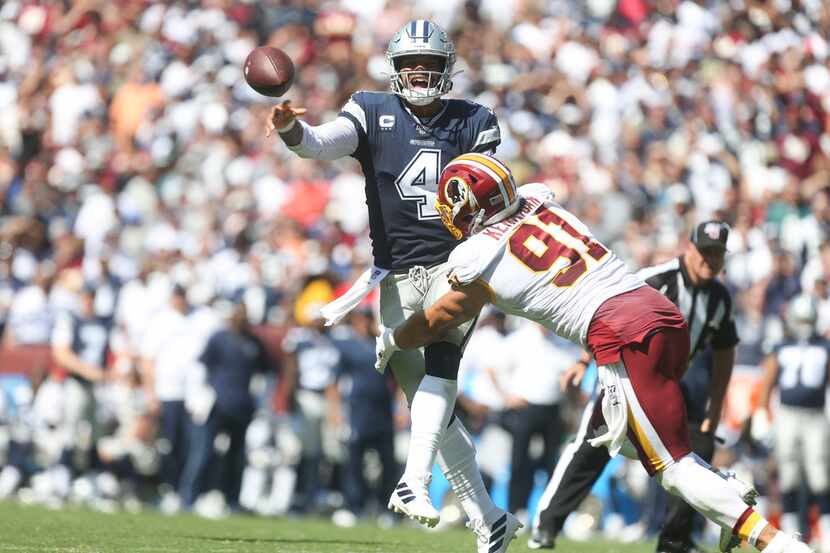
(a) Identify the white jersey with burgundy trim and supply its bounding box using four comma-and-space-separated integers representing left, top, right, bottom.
447, 183, 644, 346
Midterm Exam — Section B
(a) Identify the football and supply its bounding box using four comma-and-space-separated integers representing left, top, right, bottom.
243, 47, 295, 97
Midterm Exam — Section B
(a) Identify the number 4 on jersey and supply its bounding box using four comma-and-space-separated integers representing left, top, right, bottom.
396, 149, 441, 220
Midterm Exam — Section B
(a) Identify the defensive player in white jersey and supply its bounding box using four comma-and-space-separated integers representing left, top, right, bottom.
376, 154, 814, 553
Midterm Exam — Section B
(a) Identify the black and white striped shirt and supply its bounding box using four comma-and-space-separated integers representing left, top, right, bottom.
637, 257, 739, 360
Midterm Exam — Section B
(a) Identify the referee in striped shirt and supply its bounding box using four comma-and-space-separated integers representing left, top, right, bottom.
529, 221, 739, 553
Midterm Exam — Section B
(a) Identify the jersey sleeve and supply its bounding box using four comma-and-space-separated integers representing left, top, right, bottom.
447, 239, 496, 288
338, 92, 371, 160
287, 117, 359, 160
471, 107, 500, 154
518, 182, 555, 203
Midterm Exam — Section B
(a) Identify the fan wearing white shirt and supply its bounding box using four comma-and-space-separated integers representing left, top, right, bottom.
495, 322, 578, 517
140, 285, 190, 500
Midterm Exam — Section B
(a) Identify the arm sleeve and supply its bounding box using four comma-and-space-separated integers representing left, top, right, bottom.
286, 117, 359, 160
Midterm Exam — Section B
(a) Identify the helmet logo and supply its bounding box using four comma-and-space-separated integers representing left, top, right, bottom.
408, 20, 433, 43
445, 177, 468, 205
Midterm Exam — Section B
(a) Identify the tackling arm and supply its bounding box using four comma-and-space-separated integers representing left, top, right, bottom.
394, 281, 491, 350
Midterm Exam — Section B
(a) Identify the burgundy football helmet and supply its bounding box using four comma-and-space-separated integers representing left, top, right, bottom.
436, 153, 519, 239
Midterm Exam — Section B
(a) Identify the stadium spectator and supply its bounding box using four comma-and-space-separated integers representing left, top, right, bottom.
496, 323, 575, 520
280, 301, 341, 512
50, 283, 110, 476
179, 300, 271, 512
328, 308, 398, 527
140, 284, 190, 505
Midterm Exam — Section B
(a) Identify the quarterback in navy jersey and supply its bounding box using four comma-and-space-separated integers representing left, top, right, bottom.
337, 91, 499, 269
269, 19, 515, 553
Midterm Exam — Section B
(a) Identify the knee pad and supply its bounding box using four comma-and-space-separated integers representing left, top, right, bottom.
425, 342, 461, 380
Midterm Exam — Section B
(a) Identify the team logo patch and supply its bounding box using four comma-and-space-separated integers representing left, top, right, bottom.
704, 222, 722, 240
379, 115, 395, 129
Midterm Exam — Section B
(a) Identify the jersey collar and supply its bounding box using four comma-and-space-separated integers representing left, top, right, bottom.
399, 97, 448, 129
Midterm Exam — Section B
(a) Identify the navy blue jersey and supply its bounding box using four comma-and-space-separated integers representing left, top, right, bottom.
200, 329, 270, 417
774, 337, 830, 409
340, 92, 500, 270
52, 311, 110, 384
331, 327, 395, 439
281, 327, 340, 393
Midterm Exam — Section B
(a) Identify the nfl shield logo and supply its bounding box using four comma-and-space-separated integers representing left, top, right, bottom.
703, 223, 722, 240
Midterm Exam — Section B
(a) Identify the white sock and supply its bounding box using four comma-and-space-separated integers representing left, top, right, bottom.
403, 375, 457, 480
437, 418, 499, 523
657, 454, 768, 542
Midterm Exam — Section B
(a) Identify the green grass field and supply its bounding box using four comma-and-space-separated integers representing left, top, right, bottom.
0, 501, 662, 553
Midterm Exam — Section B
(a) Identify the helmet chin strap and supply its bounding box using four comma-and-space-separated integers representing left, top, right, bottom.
468, 209, 486, 235
405, 94, 437, 107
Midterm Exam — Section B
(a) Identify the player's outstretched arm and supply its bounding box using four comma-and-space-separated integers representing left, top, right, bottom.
266, 100, 306, 140
394, 281, 491, 350
267, 100, 358, 161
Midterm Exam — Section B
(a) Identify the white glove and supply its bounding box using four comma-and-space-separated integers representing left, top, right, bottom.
375, 326, 400, 374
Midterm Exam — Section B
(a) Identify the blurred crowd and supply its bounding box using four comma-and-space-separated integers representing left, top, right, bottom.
1, 0, 830, 543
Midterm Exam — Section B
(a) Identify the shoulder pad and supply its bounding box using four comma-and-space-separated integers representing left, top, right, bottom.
447, 240, 488, 287
518, 182, 555, 203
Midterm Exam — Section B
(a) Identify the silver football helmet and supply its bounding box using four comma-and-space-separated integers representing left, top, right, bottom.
386, 19, 456, 106
786, 294, 817, 341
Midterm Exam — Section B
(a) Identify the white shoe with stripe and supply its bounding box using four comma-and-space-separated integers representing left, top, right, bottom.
468, 510, 522, 553
387, 476, 439, 528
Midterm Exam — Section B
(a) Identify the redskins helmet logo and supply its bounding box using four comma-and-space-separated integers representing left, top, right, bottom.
445, 176, 467, 204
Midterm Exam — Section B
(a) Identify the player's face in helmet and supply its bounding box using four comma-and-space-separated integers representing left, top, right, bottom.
436, 175, 477, 240
386, 19, 455, 107
395, 55, 445, 97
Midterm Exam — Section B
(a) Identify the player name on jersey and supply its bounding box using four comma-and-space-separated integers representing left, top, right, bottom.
479, 193, 544, 241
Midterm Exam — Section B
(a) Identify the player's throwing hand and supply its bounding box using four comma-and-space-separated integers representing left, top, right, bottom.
266, 100, 307, 137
